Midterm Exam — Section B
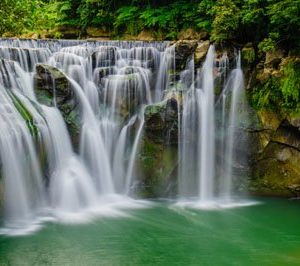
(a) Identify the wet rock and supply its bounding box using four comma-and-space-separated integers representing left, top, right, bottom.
34, 64, 80, 146
174, 40, 198, 71
144, 95, 179, 144
136, 93, 180, 197
194, 40, 210, 67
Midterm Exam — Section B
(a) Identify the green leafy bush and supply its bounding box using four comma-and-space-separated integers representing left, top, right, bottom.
251, 60, 300, 112
210, 0, 241, 42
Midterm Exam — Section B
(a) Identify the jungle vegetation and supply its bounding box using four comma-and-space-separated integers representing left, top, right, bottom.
0, 0, 299, 51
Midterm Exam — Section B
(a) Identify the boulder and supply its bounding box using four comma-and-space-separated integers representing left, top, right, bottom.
136, 93, 180, 197
174, 40, 198, 71
194, 40, 210, 67
144, 94, 179, 144
34, 64, 80, 146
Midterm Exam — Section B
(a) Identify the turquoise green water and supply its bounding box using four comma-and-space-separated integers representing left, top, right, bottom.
1, 198, 300, 266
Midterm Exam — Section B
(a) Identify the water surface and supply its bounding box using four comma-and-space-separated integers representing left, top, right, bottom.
1, 198, 300, 265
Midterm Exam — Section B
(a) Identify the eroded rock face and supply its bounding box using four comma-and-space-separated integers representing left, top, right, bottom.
144, 94, 179, 145
137, 30, 156, 41
194, 40, 210, 67
137, 93, 180, 197
86, 27, 111, 39
177, 28, 208, 40
249, 110, 300, 196
174, 40, 198, 71
34, 64, 80, 146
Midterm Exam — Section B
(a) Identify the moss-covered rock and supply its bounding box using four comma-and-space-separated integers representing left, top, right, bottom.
242, 45, 256, 66
250, 142, 300, 197
194, 40, 210, 67
173, 40, 197, 71
34, 64, 80, 147
136, 93, 180, 197
144, 95, 179, 144
249, 109, 300, 197
137, 136, 178, 198
251, 56, 300, 113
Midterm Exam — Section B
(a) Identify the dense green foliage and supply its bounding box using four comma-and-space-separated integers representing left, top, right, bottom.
251, 59, 300, 112
0, 0, 299, 49
0, 0, 299, 112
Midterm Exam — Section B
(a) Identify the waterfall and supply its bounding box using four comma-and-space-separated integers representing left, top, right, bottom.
42, 106, 99, 221
0, 38, 173, 234
0, 85, 46, 234
0, 37, 251, 234
178, 47, 249, 207
218, 52, 247, 201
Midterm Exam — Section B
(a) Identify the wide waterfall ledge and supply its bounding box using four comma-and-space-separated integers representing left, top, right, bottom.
0, 38, 255, 235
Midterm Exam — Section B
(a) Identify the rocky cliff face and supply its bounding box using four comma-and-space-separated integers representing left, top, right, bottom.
249, 112, 300, 197
138, 40, 300, 198
245, 49, 300, 197
137, 92, 180, 197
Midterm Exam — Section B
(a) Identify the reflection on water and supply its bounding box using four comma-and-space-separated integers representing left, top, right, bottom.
0, 198, 300, 266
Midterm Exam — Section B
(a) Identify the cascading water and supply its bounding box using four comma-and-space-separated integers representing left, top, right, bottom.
178, 46, 250, 208
0, 38, 174, 234
0, 37, 252, 234
217, 52, 249, 202
0, 85, 46, 235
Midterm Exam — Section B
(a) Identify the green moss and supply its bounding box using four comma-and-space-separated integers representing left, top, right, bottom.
140, 138, 161, 173
242, 47, 255, 65
281, 60, 300, 107
250, 76, 281, 110
138, 137, 178, 198
250, 58, 300, 114
35, 89, 53, 106
144, 102, 165, 116
8, 91, 38, 137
